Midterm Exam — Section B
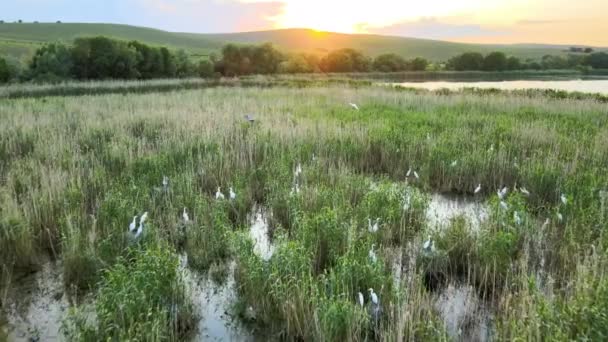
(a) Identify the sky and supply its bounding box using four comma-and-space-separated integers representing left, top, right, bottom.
3, 0, 607, 46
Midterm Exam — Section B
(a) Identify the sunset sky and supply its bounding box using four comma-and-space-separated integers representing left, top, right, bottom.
4, 0, 607, 46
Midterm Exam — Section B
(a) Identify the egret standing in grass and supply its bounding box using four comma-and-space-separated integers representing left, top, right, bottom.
134, 218, 144, 239
450, 160, 458, 167
229, 187, 236, 201
368, 288, 379, 306
349, 102, 359, 111
423, 235, 435, 253
290, 182, 300, 196
498, 186, 508, 200
140, 212, 148, 224
129, 215, 137, 233
514, 211, 522, 225
557, 212, 564, 222
368, 244, 377, 263
295, 163, 302, 176
474, 184, 482, 195
182, 207, 189, 223
541, 218, 550, 230
406, 168, 412, 178
561, 193, 568, 206
520, 187, 530, 196
216, 187, 225, 200
162, 176, 169, 190
368, 218, 380, 233
500, 201, 509, 210
357, 292, 364, 307
244, 114, 255, 123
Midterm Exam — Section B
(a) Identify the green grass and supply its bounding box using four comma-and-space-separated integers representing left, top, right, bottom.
1, 81, 607, 340
0, 23, 594, 62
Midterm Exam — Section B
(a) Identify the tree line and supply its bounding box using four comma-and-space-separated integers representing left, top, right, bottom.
1, 36, 607, 84
446, 51, 608, 71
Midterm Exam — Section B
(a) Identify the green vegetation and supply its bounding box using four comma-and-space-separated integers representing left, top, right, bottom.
1, 23, 602, 63
1, 80, 607, 340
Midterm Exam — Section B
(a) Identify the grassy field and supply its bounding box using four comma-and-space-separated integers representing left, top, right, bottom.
0, 81, 607, 340
0, 23, 586, 62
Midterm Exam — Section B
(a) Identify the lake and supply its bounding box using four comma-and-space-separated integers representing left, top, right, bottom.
391, 79, 608, 95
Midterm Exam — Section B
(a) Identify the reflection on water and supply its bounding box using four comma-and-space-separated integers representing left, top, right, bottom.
249, 210, 274, 261
181, 257, 253, 342
426, 194, 488, 230
1, 261, 67, 341
435, 284, 492, 342
392, 79, 608, 95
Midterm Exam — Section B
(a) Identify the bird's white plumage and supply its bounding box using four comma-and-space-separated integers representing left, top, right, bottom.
368, 288, 379, 305
520, 187, 530, 196
183, 207, 189, 222
450, 160, 458, 167
357, 292, 364, 307
406, 168, 412, 177
368, 218, 380, 233
229, 187, 236, 200
514, 211, 522, 225
500, 201, 508, 210
542, 218, 550, 230
140, 212, 148, 224
560, 194, 568, 205
557, 212, 564, 222
129, 215, 137, 232
349, 103, 359, 111
368, 244, 377, 263
216, 187, 225, 200
474, 184, 482, 194
413, 171, 419, 180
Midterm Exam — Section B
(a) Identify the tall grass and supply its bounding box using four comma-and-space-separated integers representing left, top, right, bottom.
1, 83, 606, 340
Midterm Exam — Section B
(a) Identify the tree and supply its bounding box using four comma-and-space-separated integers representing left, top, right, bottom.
447, 52, 484, 71
373, 53, 407, 72
174, 49, 196, 77
541, 55, 568, 69
409, 57, 428, 71
506, 56, 522, 70
320, 48, 371, 73
0, 57, 10, 83
251, 43, 284, 74
197, 59, 214, 78
71, 37, 138, 80
279, 53, 319, 73
585, 52, 608, 69
584, 48, 593, 53
483, 52, 507, 71
29, 42, 73, 81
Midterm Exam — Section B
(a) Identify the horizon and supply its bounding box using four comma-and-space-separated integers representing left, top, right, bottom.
2, 0, 607, 46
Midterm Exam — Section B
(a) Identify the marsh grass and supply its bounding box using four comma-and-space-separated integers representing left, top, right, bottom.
1, 82, 607, 340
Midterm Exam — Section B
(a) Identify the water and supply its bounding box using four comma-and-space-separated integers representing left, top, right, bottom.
434, 284, 492, 342
426, 193, 488, 231
391, 79, 608, 95
249, 210, 274, 261
181, 257, 253, 342
1, 261, 68, 341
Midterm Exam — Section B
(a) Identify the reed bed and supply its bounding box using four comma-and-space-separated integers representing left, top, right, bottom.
0, 83, 607, 340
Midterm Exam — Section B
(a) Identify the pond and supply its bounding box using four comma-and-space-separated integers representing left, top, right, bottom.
391, 79, 608, 95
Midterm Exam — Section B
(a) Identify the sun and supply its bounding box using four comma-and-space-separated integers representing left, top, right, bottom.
271, 0, 489, 33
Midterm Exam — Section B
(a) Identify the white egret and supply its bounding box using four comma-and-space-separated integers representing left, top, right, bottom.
349, 103, 359, 111
140, 212, 148, 224
403, 193, 411, 211
488, 144, 495, 153
500, 201, 509, 210
182, 207, 189, 222
162, 176, 169, 188
368, 288, 379, 305
406, 168, 412, 177
474, 184, 482, 194
368, 218, 380, 233
134, 221, 144, 239
229, 187, 236, 201
244, 114, 255, 123
312, 154, 316, 162
560, 194, 568, 206
423, 235, 434, 253
513, 211, 522, 225
541, 218, 550, 230
413, 171, 419, 180
215, 187, 225, 200
368, 244, 377, 263
498, 186, 508, 199
557, 212, 564, 222
295, 163, 302, 176
520, 187, 530, 196
357, 292, 364, 307
450, 160, 458, 167
290, 183, 300, 196
129, 215, 137, 232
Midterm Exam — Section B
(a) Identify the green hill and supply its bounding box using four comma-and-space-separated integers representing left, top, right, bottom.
0, 22, 595, 62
